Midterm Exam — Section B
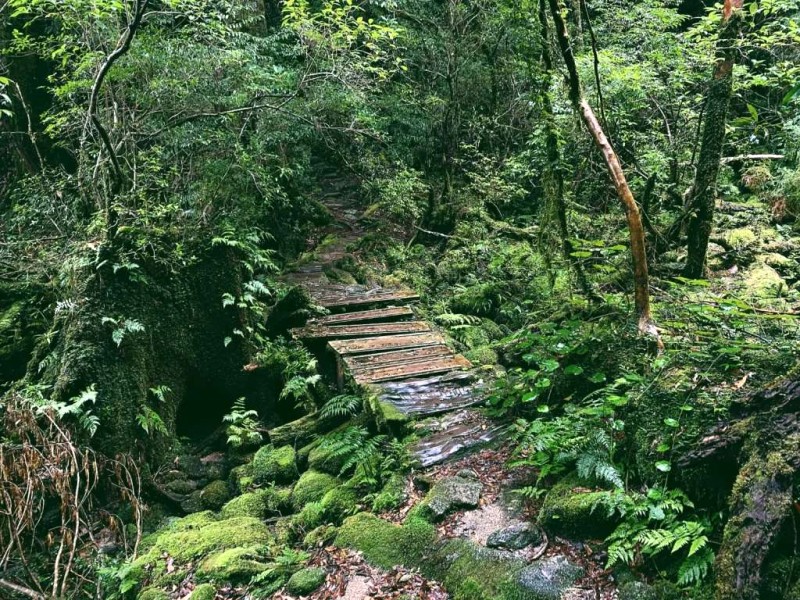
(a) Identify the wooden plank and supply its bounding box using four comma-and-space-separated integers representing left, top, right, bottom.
292, 321, 430, 340
345, 345, 451, 371
329, 332, 446, 355
313, 289, 419, 309
312, 306, 414, 325
353, 354, 472, 384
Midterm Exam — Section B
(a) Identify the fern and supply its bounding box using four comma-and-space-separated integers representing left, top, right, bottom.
318, 426, 388, 484
320, 394, 361, 419
223, 397, 263, 448
434, 312, 481, 326
136, 406, 168, 436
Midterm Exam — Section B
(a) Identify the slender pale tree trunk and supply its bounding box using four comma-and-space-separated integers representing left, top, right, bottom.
684, 0, 743, 278
546, 0, 658, 341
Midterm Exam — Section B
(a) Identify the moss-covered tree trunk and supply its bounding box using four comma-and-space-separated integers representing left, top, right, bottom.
679, 370, 800, 599
684, 0, 743, 278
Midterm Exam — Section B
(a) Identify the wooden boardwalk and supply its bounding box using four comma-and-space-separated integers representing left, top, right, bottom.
291, 287, 473, 390
283, 173, 502, 465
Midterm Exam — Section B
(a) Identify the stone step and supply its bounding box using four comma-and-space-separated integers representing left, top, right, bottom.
292, 321, 431, 340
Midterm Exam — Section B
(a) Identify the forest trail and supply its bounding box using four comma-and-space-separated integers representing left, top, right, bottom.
284, 172, 503, 466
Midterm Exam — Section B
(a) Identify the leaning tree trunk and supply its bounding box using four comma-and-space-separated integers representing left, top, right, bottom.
678, 369, 800, 599
684, 0, 743, 278
546, 0, 658, 341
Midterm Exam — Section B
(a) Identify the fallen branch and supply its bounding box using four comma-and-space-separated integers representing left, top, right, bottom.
0, 579, 44, 600
720, 154, 784, 164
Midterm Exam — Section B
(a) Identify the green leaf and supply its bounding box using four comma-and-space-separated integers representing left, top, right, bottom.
564, 364, 584, 376
664, 418, 680, 428
588, 372, 607, 383
655, 461, 672, 472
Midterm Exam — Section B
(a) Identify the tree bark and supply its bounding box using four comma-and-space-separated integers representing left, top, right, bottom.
684, 0, 743, 278
546, 0, 658, 340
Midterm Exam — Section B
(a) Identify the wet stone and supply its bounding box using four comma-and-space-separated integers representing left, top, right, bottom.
517, 556, 585, 599
420, 475, 483, 521
486, 522, 543, 551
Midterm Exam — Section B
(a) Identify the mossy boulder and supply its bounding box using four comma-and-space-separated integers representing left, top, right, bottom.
187, 583, 216, 600
253, 444, 297, 484
365, 393, 409, 435
131, 512, 272, 585
307, 443, 347, 475
285, 567, 326, 595
229, 463, 255, 493
372, 473, 407, 513
538, 476, 615, 539
165, 478, 197, 495
303, 524, 338, 548
264, 485, 295, 515
200, 480, 231, 510
320, 485, 359, 523
516, 556, 584, 599
137, 588, 169, 600
220, 490, 271, 519
416, 475, 482, 522
181, 490, 204, 514
293, 501, 326, 531
196, 545, 270, 581
742, 262, 788, 299
486, 523, 543, 551
291, 470, 340, 510
335, 512, 437, 569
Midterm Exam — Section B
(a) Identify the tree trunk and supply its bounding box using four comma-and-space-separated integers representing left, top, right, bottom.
546, 0, 658, 340
684, 0, 743, 278
537, 0, 596, 300
678, 370, 800, 600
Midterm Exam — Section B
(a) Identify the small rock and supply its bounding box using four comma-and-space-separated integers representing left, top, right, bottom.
285, 566, 326, 595
165, 479, 198, 495
486, 522, 543, 550
456, 468, 479, 480
517, 555, 585, 600
180, 490, 204, 513
419, 476, 483, 521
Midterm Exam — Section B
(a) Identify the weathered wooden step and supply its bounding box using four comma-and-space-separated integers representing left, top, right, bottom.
412, 409, 505, 467
312, 289, 419, 310
353, 354, 471, 384
345, 345, 451, 371
377, 372, 483, 416
329, 332, 447, 356
292, 321, 430, 340
311, 306, 414, 326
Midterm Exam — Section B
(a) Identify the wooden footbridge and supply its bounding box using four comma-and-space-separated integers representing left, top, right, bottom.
283, 174, 503, 465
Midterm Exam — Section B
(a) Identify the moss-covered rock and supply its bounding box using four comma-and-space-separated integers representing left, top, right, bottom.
196, 545, 270, 581
181, 490, 205, 514
365, 393, 409, 434
131, 512, 272, 585
516, 556, 584, 599
285, 567, 326, 595
137, 588, 170, 600
742, 262, 788, 299
415, 475, 482, 522
220, 490, 270, 519
307, 443, 347, 475
165, 478, 198, 495
291, 470, 340, 510
538, 476, 615, 539
293, 501, 326, 531
371, 473, 406, 513
264, 485, 295, 515
253, 444, 297, 484
320, 485, 359, 523
187, 583, 216, 600
200, 480, 231, 510
303, 524, 338, 548
229, 463, 255, 493
335, 512, 437, 569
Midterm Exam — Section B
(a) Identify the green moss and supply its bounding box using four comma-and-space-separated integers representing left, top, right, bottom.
253, 444, 297, 484
308, 443, 347, 475
220, 490, 270, 519
320, 486, 359, 523
303, 524, 338, 548
264, 485, 294, 515
291, 470, 340, 510
538, 476, 615, 539
464, 346, 499, 365
137, 588, 170, 600
131, 513, 272, 584
742, 262, 787, 299
366, 393, 409, 434
200, 480, 231, 510
725, 227, 758, 249
197, 545, 270, 581
293, 501, 326, 531
335, 512, 436, 569
371, 473, 406, 512
285, 567, 326, 595
187, 583, 216, 600
229, 463, 255, 493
